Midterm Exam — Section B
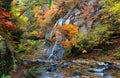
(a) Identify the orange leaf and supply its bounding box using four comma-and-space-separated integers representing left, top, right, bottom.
0, 8, 12, 18
83, 7, 90, 17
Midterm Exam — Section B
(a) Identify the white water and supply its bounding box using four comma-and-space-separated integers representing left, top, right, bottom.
45, 18, 65, 60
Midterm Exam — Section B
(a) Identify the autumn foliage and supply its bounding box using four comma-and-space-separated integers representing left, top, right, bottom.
0, 8, 16, 31
60, 24, 78, 48
60, 24, 78, 39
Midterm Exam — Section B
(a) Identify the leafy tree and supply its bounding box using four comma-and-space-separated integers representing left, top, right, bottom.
60, 24, 78, 48
100, 0, 120, 26
75, 24, 113, 54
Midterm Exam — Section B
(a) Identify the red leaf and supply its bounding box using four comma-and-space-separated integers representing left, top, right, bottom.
0, 20, 16, 31
0, 8, 12, 19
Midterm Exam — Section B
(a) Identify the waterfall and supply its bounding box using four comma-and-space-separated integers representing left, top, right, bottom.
44, 0, 100, 60
45, 18, 65, 60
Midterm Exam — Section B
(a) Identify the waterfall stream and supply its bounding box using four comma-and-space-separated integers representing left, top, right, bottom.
45, 18, 64, 60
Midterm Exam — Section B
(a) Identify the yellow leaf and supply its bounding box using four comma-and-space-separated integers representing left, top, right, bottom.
82, 49, 87, 53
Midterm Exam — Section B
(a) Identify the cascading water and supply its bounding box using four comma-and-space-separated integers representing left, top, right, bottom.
45, 18, 65, 60
44, 0, 100, 60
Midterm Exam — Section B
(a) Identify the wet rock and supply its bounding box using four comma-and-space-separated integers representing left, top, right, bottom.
23, 60, 32, 65
37, 59, 54, 63
72, 59, 82, 63
95, 62, 107, 66
95, 61, 115, 70
88, 67, 108, 73
107, 65, 114, 70
46, 63, 59, 72
104, 61, 114, 65
116, 63, 120, 69
47, 65, 57, 72
88, 69, 96, 73
77, 63, 82, 66
61, 62, 69, 68
33, 60, 45, 64
71, 70, 81, 77
104, 75, 112, 78
104, 61, 114, 70
90, 63, 98, 68
23, 59, 50, 66
52, 63, 60, 67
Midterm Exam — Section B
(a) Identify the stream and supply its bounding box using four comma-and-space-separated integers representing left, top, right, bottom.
23, 59, 120, 78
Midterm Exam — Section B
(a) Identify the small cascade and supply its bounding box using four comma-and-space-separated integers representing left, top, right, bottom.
45, 18, 65, 60
44, 0, 100, 60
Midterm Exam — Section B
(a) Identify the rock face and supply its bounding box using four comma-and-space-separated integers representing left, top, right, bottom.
63, 0, 100, 34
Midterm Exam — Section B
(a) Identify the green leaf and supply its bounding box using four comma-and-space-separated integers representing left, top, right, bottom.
1, 74, 10, 78
48, 0, 54, 8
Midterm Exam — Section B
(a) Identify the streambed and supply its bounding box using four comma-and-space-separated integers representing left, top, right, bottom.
22, 59, 120, 78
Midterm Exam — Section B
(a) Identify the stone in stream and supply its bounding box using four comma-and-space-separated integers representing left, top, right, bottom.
104, 61, 114, 65
61, 61, 74, 68
95, 61, 115, 70
88, 67, 107, 73
116, 63, 120, 69
71, 70, 81, 77
23, 60, 34, 66
46, 66, 56, 72
46, 63, 60, 72
61, 62, 69, 68
95, 62, 108, 66
88, 68, 105, 77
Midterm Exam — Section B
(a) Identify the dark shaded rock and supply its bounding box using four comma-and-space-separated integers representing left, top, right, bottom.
34, 60, 45, 64
46, 65, 56, 72
104, 61, 114, 65
107, 65, 115, 70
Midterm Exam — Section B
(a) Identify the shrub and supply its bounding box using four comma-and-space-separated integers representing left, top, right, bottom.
100, 0, 120, 28
73, 24, 113, 54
